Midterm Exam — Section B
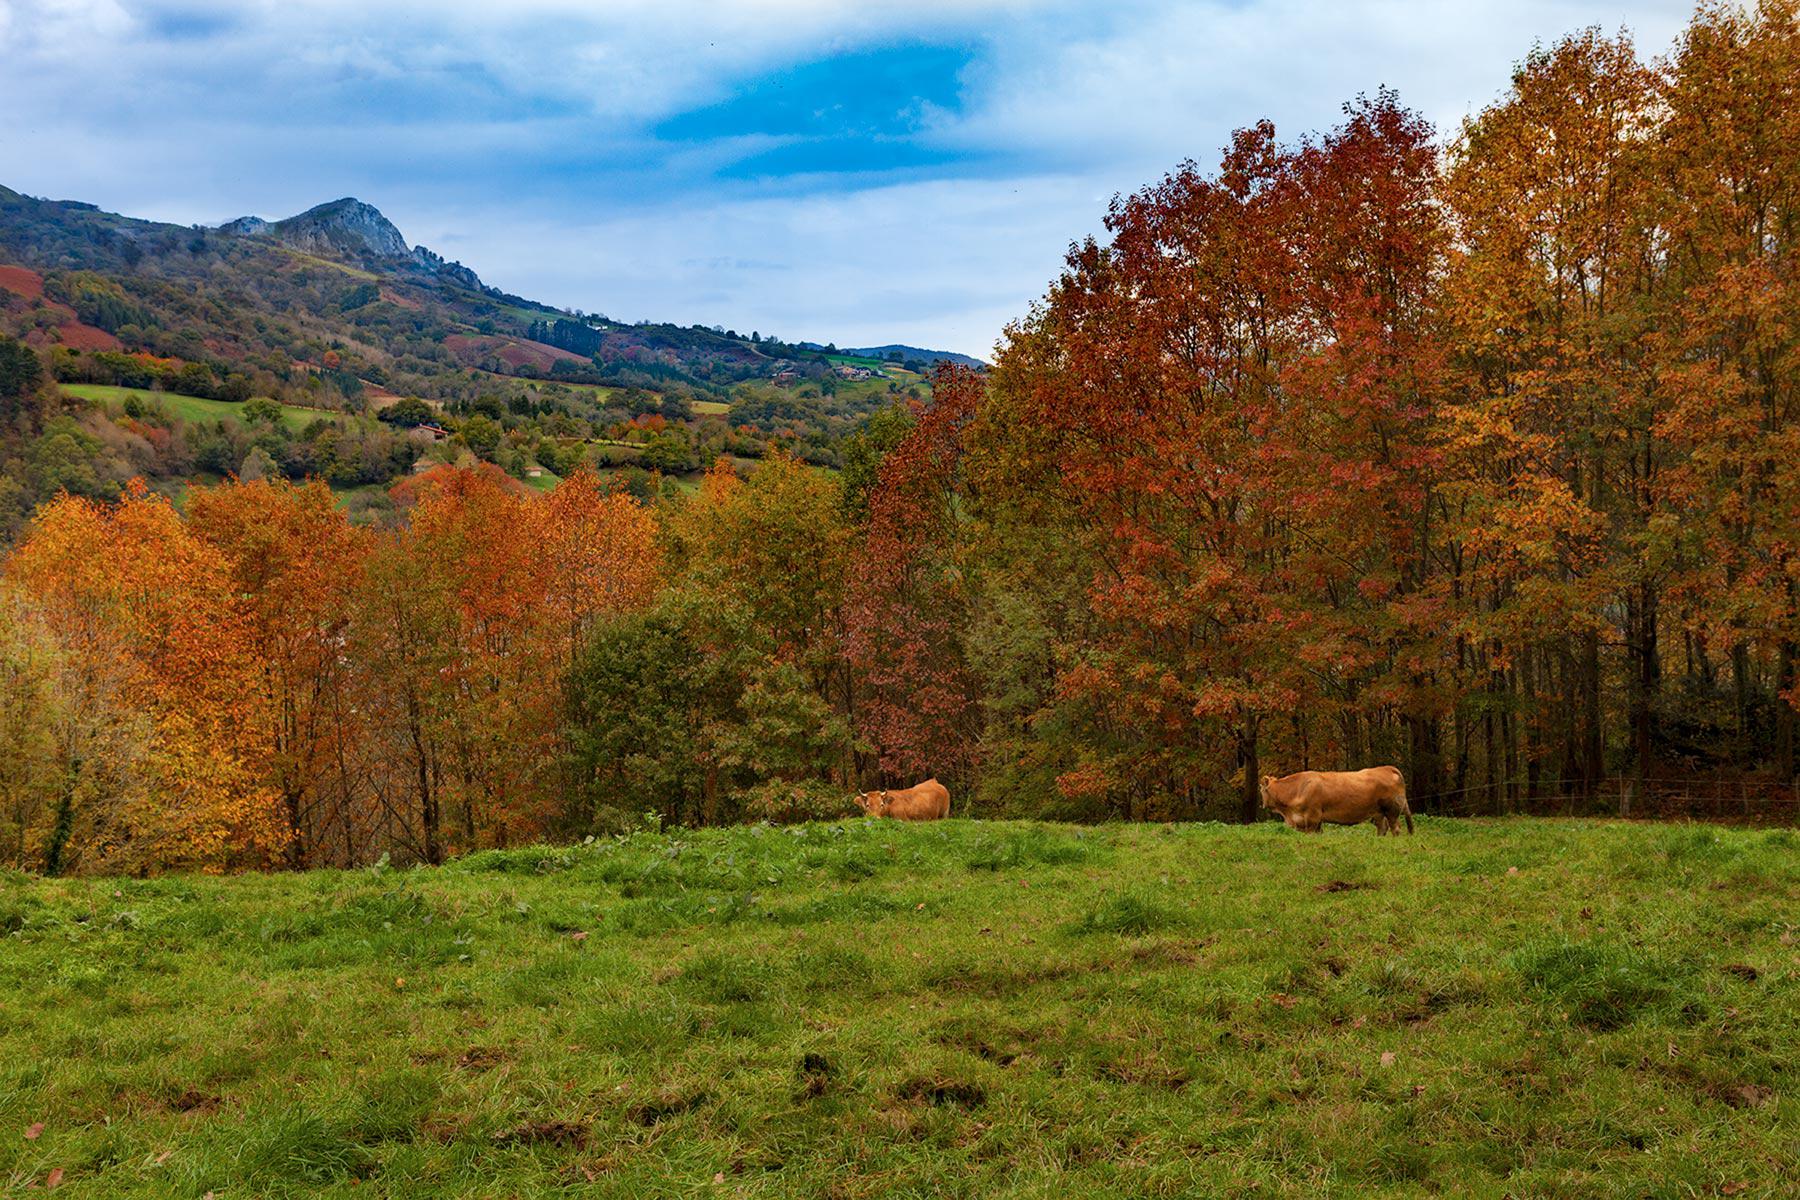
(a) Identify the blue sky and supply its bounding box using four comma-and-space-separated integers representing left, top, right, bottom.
1, 0, 1692, 357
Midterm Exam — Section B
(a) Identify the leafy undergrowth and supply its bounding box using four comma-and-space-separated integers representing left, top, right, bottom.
3, 818, 1797, 1197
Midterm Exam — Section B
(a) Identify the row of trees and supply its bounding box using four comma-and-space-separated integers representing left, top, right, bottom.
3, 7, 1796, 873
0, 469, 657, 872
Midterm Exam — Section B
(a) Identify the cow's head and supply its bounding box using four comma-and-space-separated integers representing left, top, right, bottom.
852, 790, 889, 817
1259, 775, 1282, 813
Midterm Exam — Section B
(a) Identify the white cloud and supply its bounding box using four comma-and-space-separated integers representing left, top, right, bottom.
0, 0, 1703, 354
416, 174, 1097, 357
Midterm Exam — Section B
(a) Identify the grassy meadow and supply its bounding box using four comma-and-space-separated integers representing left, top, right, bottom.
62, 384, 344, 434
3, 818, 1796, 1197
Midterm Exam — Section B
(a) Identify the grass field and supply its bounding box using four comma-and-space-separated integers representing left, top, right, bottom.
64, 384, 343, 434
3, 818, 1796, 1197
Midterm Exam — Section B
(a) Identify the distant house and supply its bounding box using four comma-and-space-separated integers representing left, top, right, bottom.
408, 423, 449, 443
525, 466, 544, 478
834, 365, 874, 381
772, 369, 800, 387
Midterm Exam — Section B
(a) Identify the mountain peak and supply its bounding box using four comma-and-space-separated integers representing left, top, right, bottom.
271, 197, 411, 261
213, 197, 488, 292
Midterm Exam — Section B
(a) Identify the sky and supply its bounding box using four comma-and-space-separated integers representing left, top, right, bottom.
0, 0, 1695, 359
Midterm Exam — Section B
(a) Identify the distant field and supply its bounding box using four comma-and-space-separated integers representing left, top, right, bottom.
64, 384, 343, 433
3, 818, 1795, 1197
690, 399, 732, 416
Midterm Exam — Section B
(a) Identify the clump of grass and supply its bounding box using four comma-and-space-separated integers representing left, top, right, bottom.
676, 950, 778, 1004
1511, 938, 1691, 1031
1073, 890, 1183, 936
202, 1105, 377, 1190
963, 825, 1094, 872
789, 945, 875, 992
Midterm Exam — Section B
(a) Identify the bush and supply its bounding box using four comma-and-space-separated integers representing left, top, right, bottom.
740, 779, 856, 825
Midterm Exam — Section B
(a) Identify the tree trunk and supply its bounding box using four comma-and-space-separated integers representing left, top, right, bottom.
1237, 714, 1261, 824
1521, 643, 1541, 807
1405, 709, 1440, 810
1631, 580, 1660, 786
1777, 635, 1796, 781
42, 755, 80, 877
1579, 629, 1603, 799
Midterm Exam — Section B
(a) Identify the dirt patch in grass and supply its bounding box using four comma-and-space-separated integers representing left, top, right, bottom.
493, 1119, 589, 1148
895, 1076, 986, 1109
627, 1089, 709, 1126
795, 1052, 836, 1099
455, 1046, 508, 1072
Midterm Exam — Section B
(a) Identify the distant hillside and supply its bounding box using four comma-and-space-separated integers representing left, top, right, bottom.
842, 344, 988, 369
0, 184, 965, 396
0, 182, 941, 530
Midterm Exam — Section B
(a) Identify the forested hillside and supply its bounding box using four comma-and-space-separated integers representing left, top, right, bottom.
0, 185, 939, 535
2, 7, 1799, 875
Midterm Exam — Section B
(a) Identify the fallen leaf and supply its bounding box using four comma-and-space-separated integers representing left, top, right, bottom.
1379, 1051, 1397, 1067
152, 1150, 172, 1166
24, 1122, 44, 1140
915, 902, 926, 911
1721, 1183, 1748, 1196
1268, 993, 1298, 1009
46, 1167, 64, 1189
1505, 866, 1520, 876
570, 931, 589, 943
395, 977, 405, 989
713, 1171, 726, 1184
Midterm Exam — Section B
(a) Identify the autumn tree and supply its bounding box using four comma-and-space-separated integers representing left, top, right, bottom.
1442, 29, 1659, 803
1652, 1, 1800, 778
187, 478, 369, 866
7, 484, 285, 872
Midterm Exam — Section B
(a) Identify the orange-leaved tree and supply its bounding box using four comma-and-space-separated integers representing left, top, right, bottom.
7, 482, 286, 872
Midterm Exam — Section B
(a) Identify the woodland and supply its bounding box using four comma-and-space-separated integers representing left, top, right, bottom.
2, 8, 1799, 872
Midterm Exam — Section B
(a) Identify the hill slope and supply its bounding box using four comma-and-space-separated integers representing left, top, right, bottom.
0, 184, 952, 523
0, 184, 975, 399
3, 818, 1794, 1196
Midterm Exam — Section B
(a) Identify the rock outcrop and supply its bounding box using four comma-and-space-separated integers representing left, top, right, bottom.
217, 198, 489, 293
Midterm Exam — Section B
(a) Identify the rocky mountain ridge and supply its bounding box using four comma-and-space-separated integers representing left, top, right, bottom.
218, 197, 490, 293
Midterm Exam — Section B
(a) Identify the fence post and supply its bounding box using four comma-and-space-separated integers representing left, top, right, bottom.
1620, 778, 1631, 820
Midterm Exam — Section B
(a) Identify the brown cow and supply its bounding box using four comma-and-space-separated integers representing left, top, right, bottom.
852, 778, 951, 821
1259, 766, 1413, 835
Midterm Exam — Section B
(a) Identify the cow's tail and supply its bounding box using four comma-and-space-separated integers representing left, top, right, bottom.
1401, 794, 1414, 836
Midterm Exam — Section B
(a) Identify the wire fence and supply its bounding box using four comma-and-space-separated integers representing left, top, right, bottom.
1418, 773, 1800, 825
